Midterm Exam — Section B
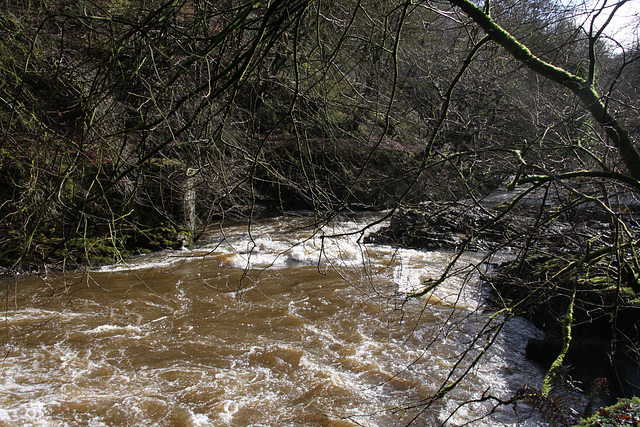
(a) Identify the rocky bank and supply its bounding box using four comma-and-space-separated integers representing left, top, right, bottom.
366, 195, 640, 402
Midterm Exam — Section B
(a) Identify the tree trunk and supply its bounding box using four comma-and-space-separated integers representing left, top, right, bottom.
447, 0, 640, 181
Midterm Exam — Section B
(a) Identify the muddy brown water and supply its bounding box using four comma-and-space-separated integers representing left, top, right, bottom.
1, 213, 547, 426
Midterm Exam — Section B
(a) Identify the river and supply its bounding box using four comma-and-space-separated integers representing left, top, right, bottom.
0, 212, 548, 426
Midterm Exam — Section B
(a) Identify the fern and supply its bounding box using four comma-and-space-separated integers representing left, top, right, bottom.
512, 371, 583, 427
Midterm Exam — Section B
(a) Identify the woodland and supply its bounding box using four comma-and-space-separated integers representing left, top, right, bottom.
1, 0, 640, 424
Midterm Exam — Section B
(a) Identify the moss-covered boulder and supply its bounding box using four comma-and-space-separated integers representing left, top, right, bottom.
575, 397, 640, 426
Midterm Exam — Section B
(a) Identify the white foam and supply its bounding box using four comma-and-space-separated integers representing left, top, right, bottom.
91, 213, 486, 308
0, 308, 85, 325
0, 401, 59, 426
190, 412, 213, 426
95, 250, 185, 272
94, 214, 387, 272
84, 324, 142, 336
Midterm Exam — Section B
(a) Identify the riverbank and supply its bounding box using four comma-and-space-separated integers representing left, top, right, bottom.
366, 196, 640, 409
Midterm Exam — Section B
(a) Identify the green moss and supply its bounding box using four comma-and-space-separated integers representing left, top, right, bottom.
619, 286, 637, 298
579, 275, 615, 288
147, 157, 185, 171
574, 397, 640, 426
128, 224, 185, 250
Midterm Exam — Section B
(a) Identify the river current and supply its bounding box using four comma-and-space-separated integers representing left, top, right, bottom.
1, 212, 548, 426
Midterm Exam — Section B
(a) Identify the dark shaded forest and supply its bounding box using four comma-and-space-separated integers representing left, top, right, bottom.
1, 0, 640, 423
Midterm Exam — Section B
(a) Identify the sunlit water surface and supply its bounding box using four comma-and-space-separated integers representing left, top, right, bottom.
1, 213, 547, 426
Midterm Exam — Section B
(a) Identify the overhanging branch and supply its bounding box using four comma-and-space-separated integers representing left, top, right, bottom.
446, 0, 640, 182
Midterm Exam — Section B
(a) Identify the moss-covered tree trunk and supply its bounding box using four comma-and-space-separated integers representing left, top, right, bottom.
447, 0, 640, 181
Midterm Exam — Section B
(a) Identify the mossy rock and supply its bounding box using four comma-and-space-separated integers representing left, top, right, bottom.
575, 397, 640, 426
122, 224, 186, 252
